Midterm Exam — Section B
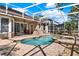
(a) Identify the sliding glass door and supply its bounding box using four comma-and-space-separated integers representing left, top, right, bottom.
14, 23, 28, 36
14, 23, 20, 35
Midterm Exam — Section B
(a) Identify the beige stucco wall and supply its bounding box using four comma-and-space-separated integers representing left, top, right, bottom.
14, 17, 39, 32
0, 14, 14, 38
0, 14, 39, 38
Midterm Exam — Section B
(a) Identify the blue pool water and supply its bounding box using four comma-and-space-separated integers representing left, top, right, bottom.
21, 35, 55, 46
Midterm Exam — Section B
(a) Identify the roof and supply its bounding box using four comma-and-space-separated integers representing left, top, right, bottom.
0, 6, 32, 19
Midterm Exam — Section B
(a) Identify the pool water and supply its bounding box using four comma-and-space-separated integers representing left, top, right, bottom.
21, 35, 54, 46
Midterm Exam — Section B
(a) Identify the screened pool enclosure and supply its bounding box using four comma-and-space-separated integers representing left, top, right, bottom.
0, 3, 79, 38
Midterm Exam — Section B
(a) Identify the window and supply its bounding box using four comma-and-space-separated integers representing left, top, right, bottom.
30, 25, 34, 31
15, 23, 20, 32
25, 24, 28, 30
1, 18, 9, 32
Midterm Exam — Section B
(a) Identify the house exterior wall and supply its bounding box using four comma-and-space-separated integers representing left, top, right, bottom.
0, 15, 12, 38
41, 20, 54, 33
78, 19, 79, 36
0, 14, 39, 38
14, 17, 38, 35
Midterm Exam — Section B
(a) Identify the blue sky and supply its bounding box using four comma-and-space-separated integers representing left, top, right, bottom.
0, 3, 74, 24
0, 3, 72, 14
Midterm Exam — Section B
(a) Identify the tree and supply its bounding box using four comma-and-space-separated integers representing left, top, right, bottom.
70, 19, 77, 31
65, 19, 77, 35
65, 21, 71, 34
68, 4, 79, 35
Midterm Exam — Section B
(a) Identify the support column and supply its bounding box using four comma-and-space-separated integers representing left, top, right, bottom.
19, 23, 21, 34
45, 24, 48, 33
22, 11, 24, 18
6, 3, 8, 15
12, 18, 15, 37
40, 25, 44, 31
0, 17, 1, 33
53, 21, 54, 33
8, 18, 12, 38
78, 18, 79, 36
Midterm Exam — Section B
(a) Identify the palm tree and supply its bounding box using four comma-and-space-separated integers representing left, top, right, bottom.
68, 4, 79, 35
65, 21, 71, 34
64, 19, 78, 35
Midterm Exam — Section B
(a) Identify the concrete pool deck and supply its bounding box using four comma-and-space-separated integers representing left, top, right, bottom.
0, 34, 65, 56
0, 34, 79, 56
0, 40, 65, 56
14, 43, 65, 56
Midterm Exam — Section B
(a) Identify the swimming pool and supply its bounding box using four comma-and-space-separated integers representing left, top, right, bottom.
21, 35, 55, 46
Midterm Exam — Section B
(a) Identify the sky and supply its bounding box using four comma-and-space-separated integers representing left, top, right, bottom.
0, 3, 74, 24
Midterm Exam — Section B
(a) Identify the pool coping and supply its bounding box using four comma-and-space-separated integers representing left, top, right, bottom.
10, 34, 51, 41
